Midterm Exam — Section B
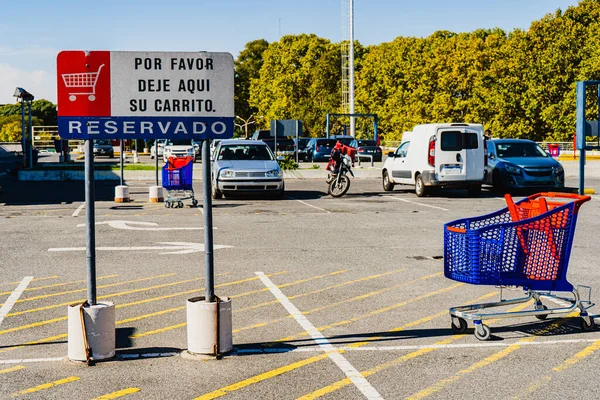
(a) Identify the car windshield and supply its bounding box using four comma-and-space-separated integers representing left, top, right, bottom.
95, 140, 111, 145
317, 139, 338, 148
496, 142, 548, 158
218, 144, 273, 161
166, 139, 192, 146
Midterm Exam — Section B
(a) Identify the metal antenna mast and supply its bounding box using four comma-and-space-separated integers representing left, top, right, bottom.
341, 0, 355, 137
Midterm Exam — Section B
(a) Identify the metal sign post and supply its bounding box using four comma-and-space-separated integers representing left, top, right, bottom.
202, 140, 215, 302
85, 140, 97, 305
120, 141, 124, 186
155, 140, 159, 186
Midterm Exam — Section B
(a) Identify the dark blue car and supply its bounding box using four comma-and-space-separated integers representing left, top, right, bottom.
305, 138, 338, 162
485, 139, 564, 191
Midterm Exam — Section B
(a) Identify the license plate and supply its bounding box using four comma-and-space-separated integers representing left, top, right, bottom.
442, 166, 461, 175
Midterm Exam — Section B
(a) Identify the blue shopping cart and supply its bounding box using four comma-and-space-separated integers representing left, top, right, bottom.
444, 192, 594, 340
162, 156, 198, 208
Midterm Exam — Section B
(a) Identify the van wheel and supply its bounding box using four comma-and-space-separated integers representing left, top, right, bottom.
383, 171, 395, 192
467, 184, 481, 197
415, 174, 428, 197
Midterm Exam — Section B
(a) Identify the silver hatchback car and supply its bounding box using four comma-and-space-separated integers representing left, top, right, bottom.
211, 139, 284, 199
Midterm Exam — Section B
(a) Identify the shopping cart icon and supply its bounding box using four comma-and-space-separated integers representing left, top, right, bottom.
61, 64, 105, 102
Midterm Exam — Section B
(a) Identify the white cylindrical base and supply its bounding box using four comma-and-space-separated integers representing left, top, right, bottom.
68, 302, 115, 361
186, 296, 232, 356
149, 186, 164, 203
132, 150, 139, 164
114, 185, 130, 203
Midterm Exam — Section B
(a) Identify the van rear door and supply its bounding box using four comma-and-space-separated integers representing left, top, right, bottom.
436, 128, 484, 182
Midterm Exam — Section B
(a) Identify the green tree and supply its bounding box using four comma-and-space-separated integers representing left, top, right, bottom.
249, 34, 343, 136
235, 39, 269, 138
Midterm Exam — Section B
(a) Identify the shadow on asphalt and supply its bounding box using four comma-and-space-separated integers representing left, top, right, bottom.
0, 176, 117, 205
0, 176, 118, 205
233, 317, 594, 354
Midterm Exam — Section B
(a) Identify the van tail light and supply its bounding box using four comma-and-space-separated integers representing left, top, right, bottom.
428, 137, 435, 167
358, 147, 364, 152
316, 145, 321, 151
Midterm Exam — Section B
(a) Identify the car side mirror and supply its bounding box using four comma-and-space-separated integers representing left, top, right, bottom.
388, 152, 395, 158
276, 156, 285, 161
488, 154, 495, 159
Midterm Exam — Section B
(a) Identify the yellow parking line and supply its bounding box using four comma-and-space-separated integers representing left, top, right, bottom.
406, 313, 578, 400
0, 273, 286, 354
513, 338, 600, 399
11, 376, 79, 396
276, 282, 462, 343
197, 290, 493, 400
298, 296, 529, 400
235, 268, 407, 314
0, 365, 25, 374
7, 273, 175, 304
92, 388, 141, 399
0, 274, 119, 296
1, 276, 60, 287
194, 354, 331, 400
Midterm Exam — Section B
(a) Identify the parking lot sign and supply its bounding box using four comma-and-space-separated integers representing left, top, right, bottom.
57, 51, 234, 140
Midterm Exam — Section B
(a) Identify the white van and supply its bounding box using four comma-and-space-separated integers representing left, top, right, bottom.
382, 123, 486, 197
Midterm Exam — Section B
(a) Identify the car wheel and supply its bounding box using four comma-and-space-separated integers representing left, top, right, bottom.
382, 170, 395, 192
212, 182, 222, 199
467, 184, 481, 197
415, 174, 428, 197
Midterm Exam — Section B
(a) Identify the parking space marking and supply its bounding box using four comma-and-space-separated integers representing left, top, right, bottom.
0, 275, 119, 296
235, 269, 407, 314
233, 272, 442, 336
256, 271, 384, 400
1, 276, 59, 288
0, 358, 63, 365
286, 195, 332, 214
199, 291, 496, 400
5, 273, 176, 306
11, 376, 80, 396
384, 195, 449, 211
406, 313, 577, 400
0, 272, 285, 354
92, 388, 141, 399
298, 295, 530, 399
514, 338, 600, 398
0, 365, 25, 374
0, 277, 32, 327
71, 203, 85, 217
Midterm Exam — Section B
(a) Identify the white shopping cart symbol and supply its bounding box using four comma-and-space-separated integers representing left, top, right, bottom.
61, 64, 104, 102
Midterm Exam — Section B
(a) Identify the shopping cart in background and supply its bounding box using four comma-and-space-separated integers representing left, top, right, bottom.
444, 192, 594, 340
61, 64, 104, 102
162, 156, 197, 208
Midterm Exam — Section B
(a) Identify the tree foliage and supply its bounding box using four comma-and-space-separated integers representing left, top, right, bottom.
235, 39, 269, 136
235, 0, 600, 142
0, 100, 57, 140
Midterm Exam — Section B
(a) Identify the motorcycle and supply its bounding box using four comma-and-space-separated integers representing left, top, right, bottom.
327, 154, 354, 197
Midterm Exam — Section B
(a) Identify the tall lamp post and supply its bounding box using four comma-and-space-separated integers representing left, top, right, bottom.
13, 87, 34, 168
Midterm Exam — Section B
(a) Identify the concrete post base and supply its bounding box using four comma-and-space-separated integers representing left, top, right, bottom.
149, 186, 164, 203
132, 150, 139, 164
67, 302, 115, 362
114, 185, 130, 203
185, 296, 232, 359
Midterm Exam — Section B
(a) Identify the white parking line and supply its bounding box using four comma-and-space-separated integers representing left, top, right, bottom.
0, 277, 33, 326
384, 196, 449, 211
71, 204, 85, 217
255, 271, 383, 400
285, 195, 331, 214
0, 352, 179, 365
233, 338, 600, 354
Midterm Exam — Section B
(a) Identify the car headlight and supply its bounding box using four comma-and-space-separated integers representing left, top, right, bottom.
553, 165, 564, 174
220, 169, 235, 178
265, 170, 283, 178
505, 165, 522, 175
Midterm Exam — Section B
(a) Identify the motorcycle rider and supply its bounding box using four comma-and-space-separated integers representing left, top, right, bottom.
326, 141, 343, 174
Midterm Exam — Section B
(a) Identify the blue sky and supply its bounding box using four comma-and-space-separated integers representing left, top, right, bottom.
0, 0, 580, 104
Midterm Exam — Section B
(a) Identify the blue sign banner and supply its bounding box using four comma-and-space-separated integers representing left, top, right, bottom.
58, 116, 234, 140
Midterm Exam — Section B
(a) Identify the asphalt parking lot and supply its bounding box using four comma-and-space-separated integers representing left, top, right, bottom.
2, 173, 600, 399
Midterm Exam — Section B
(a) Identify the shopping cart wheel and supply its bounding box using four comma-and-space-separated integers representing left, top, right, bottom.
164, 202, 170, 208
580, 316, 595, 332
474, 323, 491, 341
178, 201, 184, 208
535, 305, 549, 321
89, 95, 96, 101
192, 199, 199, 207
69, 95, 76, 102
451, 317, 468, 334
